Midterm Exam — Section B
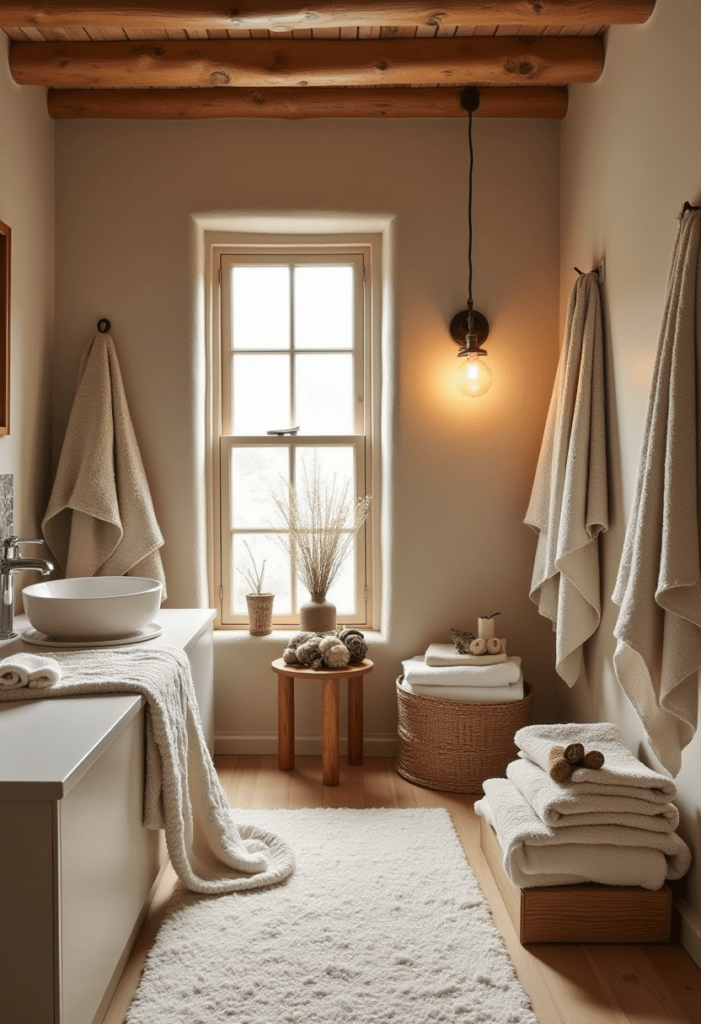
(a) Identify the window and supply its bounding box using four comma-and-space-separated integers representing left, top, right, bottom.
215, 247, 372, 628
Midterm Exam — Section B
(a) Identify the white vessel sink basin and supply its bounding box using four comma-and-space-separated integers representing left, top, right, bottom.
22, 577, 162, 641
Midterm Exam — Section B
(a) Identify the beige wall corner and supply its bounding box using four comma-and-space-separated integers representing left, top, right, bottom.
560, 0, 701, 966
0, 33, 54, 554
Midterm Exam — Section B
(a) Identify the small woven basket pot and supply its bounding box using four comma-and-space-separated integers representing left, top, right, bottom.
245, 593, 274, 636
396, 678, 533, 793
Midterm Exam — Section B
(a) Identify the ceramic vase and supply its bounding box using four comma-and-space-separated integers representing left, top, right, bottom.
299, 594, 336, 633
246, 593, 274, 635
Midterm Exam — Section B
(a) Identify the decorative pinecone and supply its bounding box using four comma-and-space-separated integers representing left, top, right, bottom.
344, 633, 368, 664
451, 627, 476, 654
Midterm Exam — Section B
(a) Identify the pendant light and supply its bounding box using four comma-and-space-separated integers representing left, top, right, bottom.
450, 87, 492, 398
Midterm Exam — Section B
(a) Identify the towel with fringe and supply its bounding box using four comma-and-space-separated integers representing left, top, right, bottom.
524, 272, 608, 686
0, 646, 294, 895
42, 334, 166, 596
612, 206, 701, 777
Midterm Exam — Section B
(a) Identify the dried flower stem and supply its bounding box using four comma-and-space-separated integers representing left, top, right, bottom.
236, 541, 267, 594
271, 455, 370, 598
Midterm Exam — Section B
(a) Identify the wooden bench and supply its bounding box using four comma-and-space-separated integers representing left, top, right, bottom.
479, 815, 671, 945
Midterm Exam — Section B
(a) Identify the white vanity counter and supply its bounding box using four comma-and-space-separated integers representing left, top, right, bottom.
0, 608, 216, 1024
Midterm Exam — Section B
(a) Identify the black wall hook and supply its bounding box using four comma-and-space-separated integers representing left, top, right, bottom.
97, 318, 111, 333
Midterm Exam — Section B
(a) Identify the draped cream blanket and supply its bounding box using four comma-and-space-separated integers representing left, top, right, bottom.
524, 272, 608, 686
612, 207, 701, 777
0, 646, 294, 894
42, 334, 166, 595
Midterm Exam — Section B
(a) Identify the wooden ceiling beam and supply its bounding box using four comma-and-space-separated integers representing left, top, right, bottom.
47, 85, 568, 119
10, 37, 603, 88
0, 1, 655, 31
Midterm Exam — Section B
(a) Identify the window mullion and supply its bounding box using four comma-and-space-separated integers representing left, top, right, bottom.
289, 266, 296, 429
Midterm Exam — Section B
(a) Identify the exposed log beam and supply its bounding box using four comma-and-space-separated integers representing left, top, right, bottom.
10, 37, 603, 88
47, 85, 568, 119
0, 1, 655, 31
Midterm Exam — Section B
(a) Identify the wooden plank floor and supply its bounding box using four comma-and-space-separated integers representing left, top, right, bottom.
104, 756, 701, 1024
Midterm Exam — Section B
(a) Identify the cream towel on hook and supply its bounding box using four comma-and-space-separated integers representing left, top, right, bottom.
42, 334, 166, 596
612, 206, 701, 777
524, 272, 608, 686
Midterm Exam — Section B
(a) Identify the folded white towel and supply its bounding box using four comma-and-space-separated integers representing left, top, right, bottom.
476, 789, 670, 890
515, 722, 676, 797
401, 656, 522, 688
0, 654, 61, 689
425, 643, 507, 667
476, 777, 690, 888
401, 677, 524, 704
507, 757, 679, 833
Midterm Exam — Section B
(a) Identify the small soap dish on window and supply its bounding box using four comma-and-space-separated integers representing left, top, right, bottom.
266, 427, 300, 436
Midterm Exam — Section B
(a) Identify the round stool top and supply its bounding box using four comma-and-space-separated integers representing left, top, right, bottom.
271, 658, 373, 679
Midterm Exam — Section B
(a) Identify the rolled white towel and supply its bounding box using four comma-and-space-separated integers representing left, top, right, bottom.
402, 655, 522, 688
425, 643, 507, 667
0, 654, 61, 690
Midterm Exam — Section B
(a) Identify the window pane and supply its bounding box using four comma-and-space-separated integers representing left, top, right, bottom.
232, 266, 289, 350
233, 354, 290, 435
232, 533, 292, 615
294, 265, 354, 350
295, 353, 354, 435
231, 447, 289, 528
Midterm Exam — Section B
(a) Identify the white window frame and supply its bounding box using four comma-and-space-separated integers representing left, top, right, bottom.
210, 241, 375, 630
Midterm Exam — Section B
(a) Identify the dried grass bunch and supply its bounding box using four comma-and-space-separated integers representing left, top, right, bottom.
271, 456, 370, 599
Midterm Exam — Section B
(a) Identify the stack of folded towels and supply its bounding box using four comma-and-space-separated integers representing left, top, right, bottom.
474, 723, 691, 890
401, 643, 524, 703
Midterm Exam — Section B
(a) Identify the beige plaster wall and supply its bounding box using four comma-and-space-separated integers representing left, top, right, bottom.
54, 115, 562, 755
560, 0, 701, 962
0, 34, 54, 556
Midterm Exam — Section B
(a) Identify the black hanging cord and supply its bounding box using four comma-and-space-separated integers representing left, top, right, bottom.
467, 106, 474, 312
460, 88, 480, 321
682, 201, 700, 215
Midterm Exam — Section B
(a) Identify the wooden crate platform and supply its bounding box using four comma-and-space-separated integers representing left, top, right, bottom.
479, 815, 671, 945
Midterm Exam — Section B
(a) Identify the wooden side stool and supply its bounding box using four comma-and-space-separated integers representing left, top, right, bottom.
271, 658, 374, 786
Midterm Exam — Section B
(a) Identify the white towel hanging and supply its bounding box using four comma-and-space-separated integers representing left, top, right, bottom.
612, 205, 701, 776
524, 272, 608, 686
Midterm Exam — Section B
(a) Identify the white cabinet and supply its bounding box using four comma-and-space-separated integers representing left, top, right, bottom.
0, 609, 215, 1024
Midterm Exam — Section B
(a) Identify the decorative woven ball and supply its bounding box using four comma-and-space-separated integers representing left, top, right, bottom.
344, 633, 368, 664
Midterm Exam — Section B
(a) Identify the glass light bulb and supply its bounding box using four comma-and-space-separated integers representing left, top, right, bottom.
455, 353, 492, 398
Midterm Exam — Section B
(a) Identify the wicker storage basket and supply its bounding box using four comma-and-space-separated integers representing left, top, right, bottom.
396, 678, 533, 793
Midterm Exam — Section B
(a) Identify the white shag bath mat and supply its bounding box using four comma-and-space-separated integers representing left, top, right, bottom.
127, 808, 537, 1024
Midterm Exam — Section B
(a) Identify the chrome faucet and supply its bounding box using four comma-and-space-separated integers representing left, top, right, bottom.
0, 536, 54, 639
